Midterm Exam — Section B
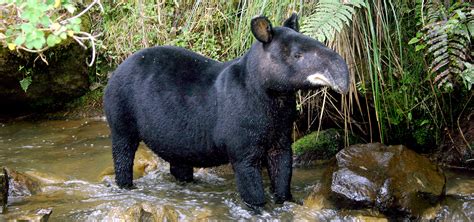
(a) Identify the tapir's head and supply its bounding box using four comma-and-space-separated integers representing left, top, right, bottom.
249, 14, 349, 94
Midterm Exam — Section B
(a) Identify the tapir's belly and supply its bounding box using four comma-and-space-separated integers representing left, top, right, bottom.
136, 97, 228, 167
143, 134, 229, 167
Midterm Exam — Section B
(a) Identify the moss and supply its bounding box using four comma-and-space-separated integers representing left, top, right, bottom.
292, 128, 362, 161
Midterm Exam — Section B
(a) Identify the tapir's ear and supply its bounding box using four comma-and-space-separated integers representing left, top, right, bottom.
283, 13, 299, 32
251, 16, 273, 43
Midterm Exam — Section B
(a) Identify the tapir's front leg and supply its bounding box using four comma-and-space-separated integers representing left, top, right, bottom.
266, 138, 293, 204
228, 144, 266, 209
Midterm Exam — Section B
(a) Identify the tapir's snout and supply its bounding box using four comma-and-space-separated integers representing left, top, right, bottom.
305, 51, 349, 94
330, 56, 350, 94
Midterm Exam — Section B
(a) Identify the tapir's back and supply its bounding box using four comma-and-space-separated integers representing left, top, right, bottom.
113, 46, 219, 89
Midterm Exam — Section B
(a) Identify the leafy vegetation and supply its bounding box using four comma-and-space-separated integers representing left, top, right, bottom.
301, 0, 366, 42
292, 128, 360, 159
1, 0, 472, 161
0, 0, 102, 91
409, 2, 473, 91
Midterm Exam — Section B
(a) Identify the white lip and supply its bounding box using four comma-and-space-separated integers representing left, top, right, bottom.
307, 73, 331, 86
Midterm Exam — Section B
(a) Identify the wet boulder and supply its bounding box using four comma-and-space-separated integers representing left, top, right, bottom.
5, 168, 43, 197
3, 208, 52, 222
100, 146, 161, 182
313, 143, 446, 217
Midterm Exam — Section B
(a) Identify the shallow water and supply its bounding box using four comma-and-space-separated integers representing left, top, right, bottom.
0, 118, 472, 221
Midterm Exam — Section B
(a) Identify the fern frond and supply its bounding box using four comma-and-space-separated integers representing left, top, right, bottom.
301, 0, 366, 42
418, 2, 473, 90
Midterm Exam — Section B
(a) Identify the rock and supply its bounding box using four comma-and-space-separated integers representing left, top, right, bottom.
105, 203, 179, 221
0, 41, 90, 116
4, 208, 52, 222
23, 171, 65, 185
0, 168, 8, 214
5, 168, 43, 197
104, 202, 214, 221
100, 146, 161, 181
446, 177, 474, 197
292, 128, 360, 167
207, 164, 234, 177
304, 184, 334, 211
434, 196, 474, 221
133, 146, 161, 177
311, 143, 446, 218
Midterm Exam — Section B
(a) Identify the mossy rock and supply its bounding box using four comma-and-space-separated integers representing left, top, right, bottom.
292, 128, 360, 166
312, 143, 446, 218
0, 16, 92, 117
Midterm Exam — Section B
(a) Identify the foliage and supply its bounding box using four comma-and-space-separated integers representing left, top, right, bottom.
409, 1, 473, 91
0, 0, 99, 54
461, 62, 474, 90
301, 0, 366, 42
0, 0, 103, 91
292, 128, 360, 159
97, 0, 305, 68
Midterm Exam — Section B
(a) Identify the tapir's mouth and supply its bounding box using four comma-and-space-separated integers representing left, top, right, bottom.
306, 73, 331, 86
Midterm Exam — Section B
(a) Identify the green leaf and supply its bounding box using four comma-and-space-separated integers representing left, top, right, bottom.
419, 119, 430, 126
416, 32, 423, 38
64, 4, 76, 14
32, 39, 44, 50
20, 23, 35, 33
71, 24, 80, 32
25, 40, 35, 49
46, 34, 61, 47
415, 44, 426, 51
40, 15, 51, 27
19, 76, 32, 92
14, 35, 26, 45
59, 32, 67, 39
408, 37, 419, 45
70, 17, 81, 25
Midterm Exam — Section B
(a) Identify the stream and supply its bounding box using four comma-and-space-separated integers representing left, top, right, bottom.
0, 118, 472, 221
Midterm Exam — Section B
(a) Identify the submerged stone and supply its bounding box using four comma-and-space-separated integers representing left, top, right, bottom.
105, 203, 179, 221
311, 143, 446, 218
4, 208, 52, 222
100, 146, 161, 181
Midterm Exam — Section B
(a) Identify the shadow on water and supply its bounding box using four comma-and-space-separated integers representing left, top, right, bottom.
0, 118, 472, 220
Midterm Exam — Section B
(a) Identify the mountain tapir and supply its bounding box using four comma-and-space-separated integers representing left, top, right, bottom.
104, 13, 349, 209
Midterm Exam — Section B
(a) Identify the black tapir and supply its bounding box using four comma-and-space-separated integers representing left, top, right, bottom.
104, 13, 349, 208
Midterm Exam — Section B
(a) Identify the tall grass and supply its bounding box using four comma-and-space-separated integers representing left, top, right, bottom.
99, 0, 303, 65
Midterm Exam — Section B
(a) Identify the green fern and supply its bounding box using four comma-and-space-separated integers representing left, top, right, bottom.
410, 2, 473, 91
301, 0, 366, 42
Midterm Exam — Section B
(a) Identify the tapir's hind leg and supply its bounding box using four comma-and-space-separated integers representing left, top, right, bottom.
112, 132, 139, 189
170, 164, 193, 182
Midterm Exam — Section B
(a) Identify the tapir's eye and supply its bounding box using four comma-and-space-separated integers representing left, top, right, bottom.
293, 53, 302, 59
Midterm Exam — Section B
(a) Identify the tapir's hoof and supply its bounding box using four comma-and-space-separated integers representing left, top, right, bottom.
244, 201, 265, 214
274, 194, 294, 204
117, 182, 136, 190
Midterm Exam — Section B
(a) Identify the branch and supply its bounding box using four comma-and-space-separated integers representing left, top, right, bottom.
72, 31, 97, 67
60, 0, 104, 25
